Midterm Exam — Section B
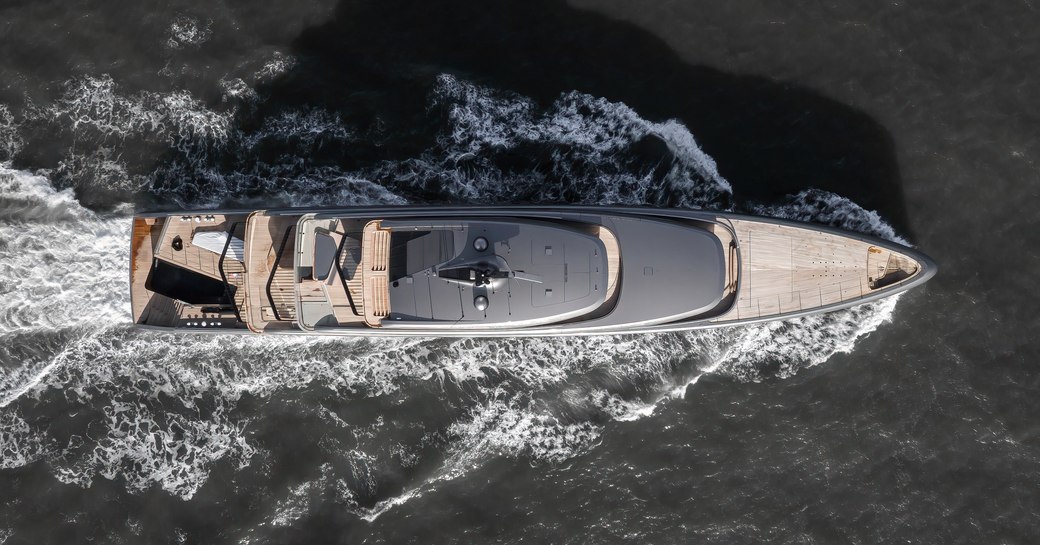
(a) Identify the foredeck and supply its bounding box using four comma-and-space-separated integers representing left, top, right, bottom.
711, 219, 920, 323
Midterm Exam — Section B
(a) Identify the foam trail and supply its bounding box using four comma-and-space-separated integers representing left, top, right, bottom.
0, 410, 47, 470
46, 75, 232, 148
4, 327, 433, 499
715, 296, 901, 382
32, 75, 237, 205
0, 164, 130, 412
0, 357, 64, 409
0, 164, 130, 334
50, 398, 256, 498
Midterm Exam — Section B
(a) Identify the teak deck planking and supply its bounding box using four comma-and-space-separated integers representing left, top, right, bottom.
242, 213, 299, 332
360, 220, 391, 326
711, 219, 918, 322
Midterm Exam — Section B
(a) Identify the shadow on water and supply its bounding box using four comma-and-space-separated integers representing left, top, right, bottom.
249, 0, 912, 237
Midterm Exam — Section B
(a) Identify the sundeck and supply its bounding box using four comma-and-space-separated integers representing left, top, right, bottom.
129, 206, 936, 336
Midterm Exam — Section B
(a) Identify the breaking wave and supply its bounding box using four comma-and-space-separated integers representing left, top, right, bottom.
435, 73, 728, 195
367, 74, 731, 207
46, 75, 232, 151
0, 72, 908, 521
751, 188, 908, 245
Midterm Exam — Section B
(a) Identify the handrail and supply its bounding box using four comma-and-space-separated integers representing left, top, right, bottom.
332, 231, 361, 316
217, 221, 244, 323
266, 225, 296, 322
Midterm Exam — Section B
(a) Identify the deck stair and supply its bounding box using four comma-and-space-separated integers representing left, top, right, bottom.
265, 226, 298, 321
337, 233, 365, 317
267, 267, 297, 320
223, 258, 247, 318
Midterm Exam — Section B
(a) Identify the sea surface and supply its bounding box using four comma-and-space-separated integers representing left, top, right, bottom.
1, 1, 1038, 543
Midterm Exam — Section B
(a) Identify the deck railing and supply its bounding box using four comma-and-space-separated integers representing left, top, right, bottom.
217, 221, 245, 324
332, 230, 362, 316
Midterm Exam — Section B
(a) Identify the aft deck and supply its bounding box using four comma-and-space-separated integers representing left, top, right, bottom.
131, 214, 248, 329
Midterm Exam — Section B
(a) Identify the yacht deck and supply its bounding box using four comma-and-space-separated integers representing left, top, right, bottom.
711, 219, 920, 323
243, 213, 299, 332
128, 207, 931, 334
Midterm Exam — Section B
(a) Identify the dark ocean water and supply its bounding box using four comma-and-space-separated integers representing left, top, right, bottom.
1, 0, 1037, 543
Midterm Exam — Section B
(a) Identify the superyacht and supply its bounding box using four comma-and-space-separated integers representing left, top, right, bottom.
129, 206, 936, 336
